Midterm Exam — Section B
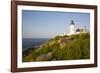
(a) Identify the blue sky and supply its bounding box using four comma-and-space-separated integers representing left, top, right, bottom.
22, 10, 90, 38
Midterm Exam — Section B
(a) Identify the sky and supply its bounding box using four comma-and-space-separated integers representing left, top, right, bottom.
22, 10, 90, 38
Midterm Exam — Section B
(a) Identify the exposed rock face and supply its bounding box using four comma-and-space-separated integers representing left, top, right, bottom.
36, 54, 48, 61
58, 37, 71, 48
36, 52, 53, 61
58, 37, 71, 43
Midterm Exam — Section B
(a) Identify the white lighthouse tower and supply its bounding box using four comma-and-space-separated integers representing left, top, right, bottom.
69, 20, 76, 35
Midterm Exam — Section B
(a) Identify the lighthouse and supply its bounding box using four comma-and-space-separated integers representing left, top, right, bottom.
69, 20, 76, 35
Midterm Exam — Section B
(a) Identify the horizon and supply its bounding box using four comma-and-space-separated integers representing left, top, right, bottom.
22, 10, 90, 38
22, 37, 52, 39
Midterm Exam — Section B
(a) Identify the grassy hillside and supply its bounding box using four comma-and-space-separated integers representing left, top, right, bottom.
23, 33, 90, 62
